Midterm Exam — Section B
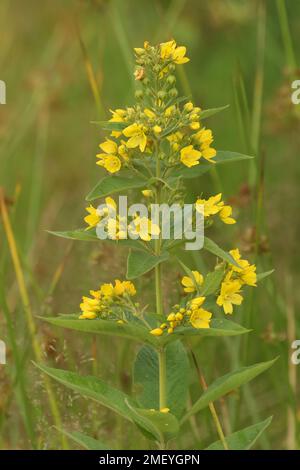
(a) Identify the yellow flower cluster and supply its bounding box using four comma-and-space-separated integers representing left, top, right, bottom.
150, 295, 212, 337
79, 279, 136, 320
95, 39, 216, 175
217, 249, 257, 314
195, 193, 236, 225
84, 197, 160, 242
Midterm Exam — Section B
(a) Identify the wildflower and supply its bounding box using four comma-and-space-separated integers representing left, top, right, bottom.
196, 193, 223, 217
142, 189, 153, 197
190, 308, 212, 328
217, 280, 243, 314
84, 205, 101, 230
160, 40, 189, 64
184, 101, 194, 112
123, 123, 147, 152
229, 249, 257, 286
144, 108, 156, 119
153, 125, 162, 134
190, 296, 206, 309
181, 271, 204, 293
180, 145, 202, 167
96, 139, 122, 173
129, 216, 160, 241
150, 328, 164, 336
193, 128, 216, 162
219, 205, 236, 224
109, 108, 127, 137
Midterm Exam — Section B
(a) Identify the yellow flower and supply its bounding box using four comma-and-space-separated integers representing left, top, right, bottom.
217, 280, 243, 314
181, 271, 204, 293
160, 408, 170, 413
107, 217, 127, 240
109, 108, 126, 137
100, 283, 114, 298
129, 216, 160, 242
160, 40, 189, 64
219, 205, 236, 224
190, 121, 200, 130
190, 308, 212, 328
195, 193, 223, 217
84, 205, 101, 230
144, 108, 156, 119
150, 328, 163, 336
184, 101, 194, 112
142, 189, 153, 197
180, 145, 202, 168
165, 105, 176, 117
123, 123, 147, 152
229, 249, 257, 286
113, 280, 136, 297
96, 139, 122, 174
190, 296, 206, 309
153, 125, 162, 134
79, 311, 97, 320
194, 128, 216, 162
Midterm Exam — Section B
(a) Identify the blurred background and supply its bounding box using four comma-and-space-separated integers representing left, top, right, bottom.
0, 0, 299, 450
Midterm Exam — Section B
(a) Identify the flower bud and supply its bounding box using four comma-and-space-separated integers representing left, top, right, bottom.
169, 88, 178, 98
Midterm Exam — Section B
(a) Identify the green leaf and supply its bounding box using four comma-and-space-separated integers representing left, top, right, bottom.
91, 120, 127, 131
257, 269, 274, 282
200, 105, 230, 120
168, 151, 253, 180
35, 363, 137, 421
39, 315, 160, 347
133, 341, 190, 418
205, 416, 273, 450
49, 228, 146, 251
166, 318, 250, 342
86, 175, 146, 201
126, 402, 179, 442
126, 249, 169, 280
183, 358, 277, 421
56, 428, 110, 450
201, 268, 225, 296
203, 237, 239, 267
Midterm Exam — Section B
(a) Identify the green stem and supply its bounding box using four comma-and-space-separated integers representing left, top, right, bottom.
158, 348, 167, 410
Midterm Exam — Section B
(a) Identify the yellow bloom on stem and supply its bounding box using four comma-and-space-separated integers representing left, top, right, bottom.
123, 123, 147, 152
113, 279, 136, 297
180, 145, 202, 168
160, 40, 189, 64
194, 128, 216, 162
129, 216, 160, 241
109, 108, 126, 137
100, 283, 114, 298
196, 193, 223, 217
190, 308, 212, 328
142, 189, 153, 198
84, 205, 101, 230
229, 249, 257, 286
219, 205, 236, 224
217, 280, 243, 314
181, 271, 204, 293
190, 296, 206, 309
150, 328, 163, 336
96, 139, 122, 174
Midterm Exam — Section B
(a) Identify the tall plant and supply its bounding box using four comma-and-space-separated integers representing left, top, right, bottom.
37, 40, 275, 450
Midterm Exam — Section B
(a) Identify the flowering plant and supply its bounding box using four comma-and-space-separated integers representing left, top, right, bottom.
37, 40, 275, 450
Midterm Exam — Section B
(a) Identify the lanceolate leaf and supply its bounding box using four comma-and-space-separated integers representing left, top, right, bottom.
35, 363, 137, 421
183, 358, 277, 421
205, 416, 273, 450
165, 318, 250, 343
91, 120, 127, 131
168, 151, 253, 179
203, 237, 239, 267
40, 315, 160, 347
200, 105, 230, 120
257, 270, 274, 282
126, 249, 169, 280
133, 341, 190, 418
86, 175, 146, 201
200, 269, 225, 296
56, 428, 110, 450
49, 229, 146, 251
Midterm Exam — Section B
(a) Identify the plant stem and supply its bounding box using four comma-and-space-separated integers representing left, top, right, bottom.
158, 348, 167, 410
191, 350, 229, 450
